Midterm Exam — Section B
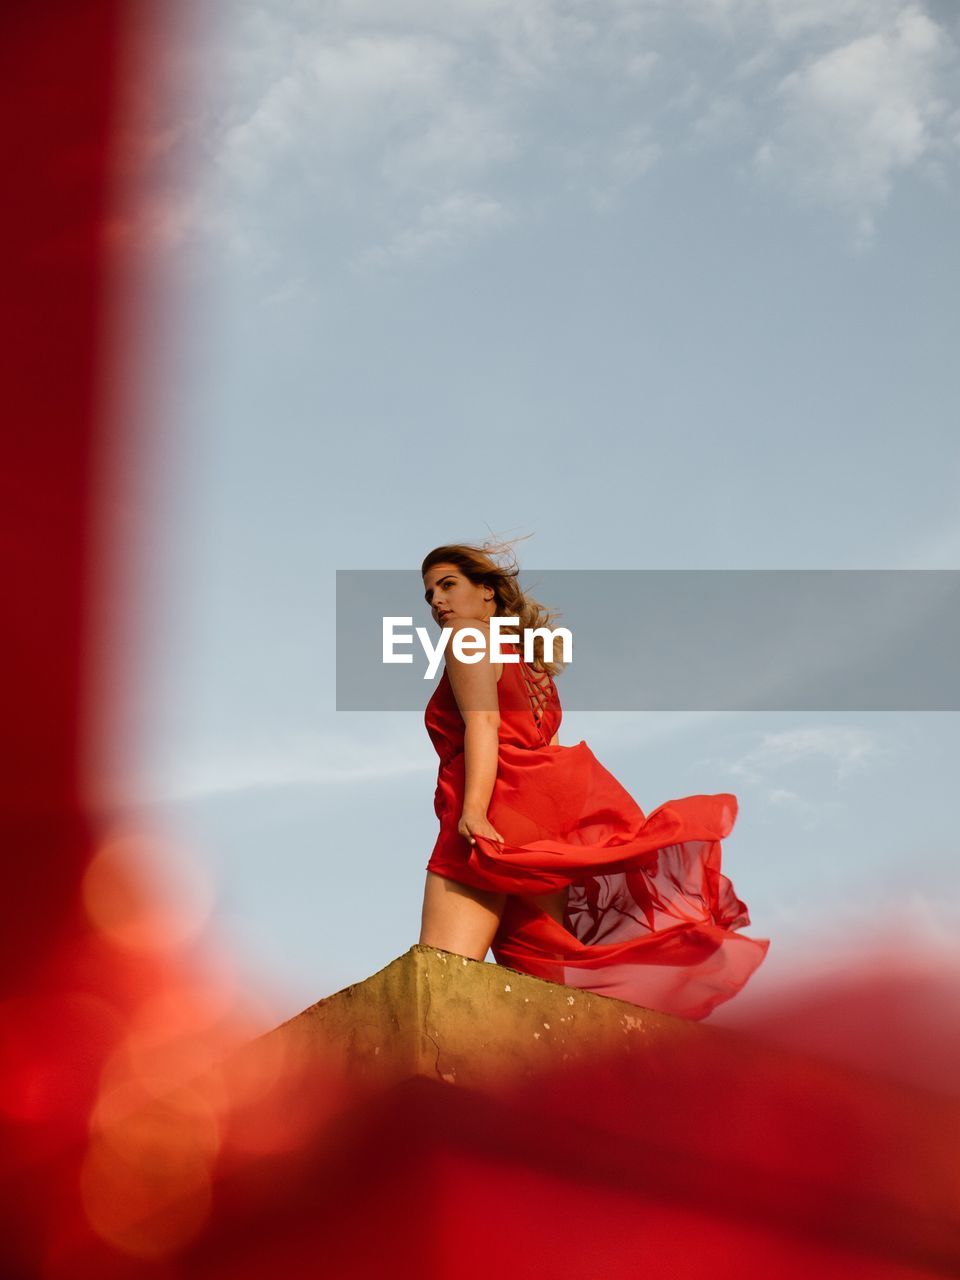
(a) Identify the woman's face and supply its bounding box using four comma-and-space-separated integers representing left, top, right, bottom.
422, 562, 495, 628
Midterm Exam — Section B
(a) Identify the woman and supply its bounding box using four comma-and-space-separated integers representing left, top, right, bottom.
418, 540, 770, 1020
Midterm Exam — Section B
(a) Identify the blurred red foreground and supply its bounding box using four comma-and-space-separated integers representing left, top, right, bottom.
2, 3, 958, 1277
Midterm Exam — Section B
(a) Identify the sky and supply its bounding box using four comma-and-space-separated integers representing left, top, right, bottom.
97, 0, 960, 1027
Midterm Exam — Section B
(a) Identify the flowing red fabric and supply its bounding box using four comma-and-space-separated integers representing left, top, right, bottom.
426, 642, 770, 1019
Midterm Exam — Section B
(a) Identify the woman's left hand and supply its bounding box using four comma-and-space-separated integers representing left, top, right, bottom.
458, 810, 504, 846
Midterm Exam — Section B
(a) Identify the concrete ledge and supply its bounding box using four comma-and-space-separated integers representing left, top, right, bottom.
265, 943, 701, 1092
102, 945, 959, 1276
241, 945, 960, 1271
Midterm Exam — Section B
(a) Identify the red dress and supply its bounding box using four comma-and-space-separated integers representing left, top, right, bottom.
425, 641, 770, 1020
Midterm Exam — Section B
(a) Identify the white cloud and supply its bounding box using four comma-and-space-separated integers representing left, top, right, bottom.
95, 724, 436, 806
691, 723, 884, 828
379, 100, 520, 192
687, 0, 915, 42
352, 190, 513, 270
144, 0, 959, 266
753, 4, 954, 246
218, 33, 460, 181
766, 785, 803, 804
606, 127, 662, 189
562, 709, 725, 753
725, 724, 881, 784
563, 123, 662, 212
692, 94, 751, 143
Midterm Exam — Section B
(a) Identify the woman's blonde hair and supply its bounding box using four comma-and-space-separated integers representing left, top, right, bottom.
421, 535, 565, 677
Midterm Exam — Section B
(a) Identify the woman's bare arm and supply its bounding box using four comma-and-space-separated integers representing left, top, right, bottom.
445, 620, 504, 842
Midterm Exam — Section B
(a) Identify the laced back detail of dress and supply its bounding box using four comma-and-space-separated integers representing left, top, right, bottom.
519, 657, 553, 728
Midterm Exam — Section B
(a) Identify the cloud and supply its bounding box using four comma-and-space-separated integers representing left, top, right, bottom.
589, 127, 662, 211
725, 724, 881, 784
218, 33, 462, 183
752, 4, 955, 246
351, 190, 513, 271
692, 94, 752, 144
687, 0, 922, 42
693, 723, 885, 828
95, 723, 436, 806
145, 0, 959, 267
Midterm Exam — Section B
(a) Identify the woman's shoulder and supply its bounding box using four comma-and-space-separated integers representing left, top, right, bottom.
442, 616, 498, 656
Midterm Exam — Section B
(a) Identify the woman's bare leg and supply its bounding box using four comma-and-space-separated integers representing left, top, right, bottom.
419, 871, 507, 961
530, 887, 568, 927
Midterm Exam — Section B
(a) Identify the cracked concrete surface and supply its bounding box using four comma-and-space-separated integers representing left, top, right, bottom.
208, 946, 960, 1275
259, 944, 701, 1097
